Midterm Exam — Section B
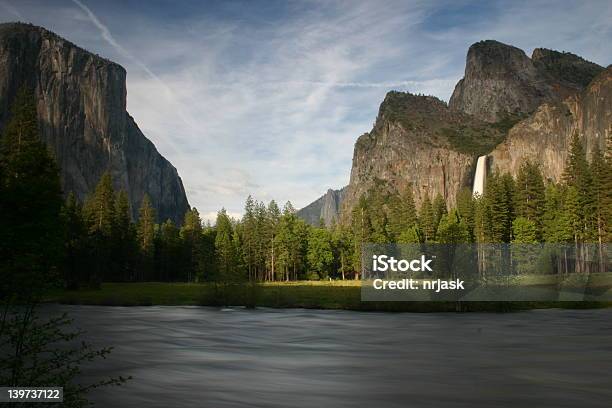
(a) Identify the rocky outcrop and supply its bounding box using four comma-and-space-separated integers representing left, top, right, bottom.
490, 67, 612, 181
449, 40, 603, 122
326, 41, 609, 224
297, 187, 346, 226
0, 23, 189, 224
339, 92, 505, 222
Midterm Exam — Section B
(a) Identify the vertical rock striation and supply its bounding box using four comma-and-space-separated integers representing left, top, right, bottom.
339, 92, 504, 222
297, 187, 346, 226
0, 23, 189, 224
490, 67, 612, 181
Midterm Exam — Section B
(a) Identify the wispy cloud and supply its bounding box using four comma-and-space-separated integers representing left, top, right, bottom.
0, 0, 23, 20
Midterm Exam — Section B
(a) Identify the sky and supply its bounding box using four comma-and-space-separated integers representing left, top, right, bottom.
1, 0, 611, 222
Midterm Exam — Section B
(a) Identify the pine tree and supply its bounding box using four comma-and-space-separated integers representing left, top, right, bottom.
254, 200, 268, 280
514, 161, 545, 238
367, 188, 388, 243
418, 194, 435, 242
158, 219, 180, 281
307, 227, 334, 280
512, 217, 538, 243
241, 196, 257, 282
180, 208, 203, 282
542, 184, 572, 243
436, 209, 469, 244
0, 87, 64, 298
60, 193, 87, 289
473, 195, 492, 243
485, 172, 514, 242
351, 195, 373, 276
604, 134, 612, 241
563, 133, 594, 239
112, 190, 135, 280
266, 200, 281, 281
386, 187, 417, 240
432, 193, 448, 235
215, 209, 238, 283
331, 225, 353, 280
455, 188, 475, 241
84, 172, 115, 237
136, 194, 157, 280
590, 144, 609, 270
398, 225, 422, 244
512, 217, 538, 274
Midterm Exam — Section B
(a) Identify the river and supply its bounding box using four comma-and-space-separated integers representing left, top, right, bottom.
42, 305, 612, 407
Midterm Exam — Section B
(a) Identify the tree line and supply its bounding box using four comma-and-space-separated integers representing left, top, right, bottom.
2, 87, 610, 290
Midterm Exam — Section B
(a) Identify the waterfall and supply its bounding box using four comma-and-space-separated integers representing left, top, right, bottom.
472, 155, 487, 197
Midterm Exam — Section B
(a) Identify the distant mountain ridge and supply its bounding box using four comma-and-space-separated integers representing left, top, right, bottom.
297, 187, 346, 226
0, 22, 190, 224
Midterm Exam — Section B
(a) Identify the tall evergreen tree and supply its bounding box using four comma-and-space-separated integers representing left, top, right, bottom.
514, 161, 545, 238
563, 133, 594, 240
180, 208, 204, 282
214, 209, 239, 283
84, 172, 115, 237
136, 195, 157, 280
351, 195, 373, 276
331, 225, 353, 280
266, 200, 281, 281
418, 194, 436, 242
590, 144, 609, 269
455, 187, 475, 241
241, 196, 257, 282
158, 219, 181, 281
386, 187, 418, 241
436, 209, 469, 244
307, 227, 334, 280
542, 184, 572, 243
112, 191, 135, 280
485, 172, 514, 242
0, 86, 63, 298
61, 193, 88, 289
432, 193, 448, 235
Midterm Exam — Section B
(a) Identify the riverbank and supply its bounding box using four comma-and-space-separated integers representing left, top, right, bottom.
47, 282, 611, 312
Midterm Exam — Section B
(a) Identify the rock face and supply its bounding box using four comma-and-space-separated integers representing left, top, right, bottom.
339, 92, 505, 221
0, 23, 189, 224
297, 187, 346, 226
299, 40, 609, 225
490, 67, 612, 181
449, 40, 604, 122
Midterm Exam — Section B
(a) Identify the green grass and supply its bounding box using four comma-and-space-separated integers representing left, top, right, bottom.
46, 281, 612, 312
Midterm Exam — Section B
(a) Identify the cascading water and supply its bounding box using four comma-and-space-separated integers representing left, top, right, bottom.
472, 155, 487, 197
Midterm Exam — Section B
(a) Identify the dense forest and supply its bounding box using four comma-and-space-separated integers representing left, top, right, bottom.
1, 90, 611, 291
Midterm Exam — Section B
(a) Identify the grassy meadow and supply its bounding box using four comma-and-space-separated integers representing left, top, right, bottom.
47, 279, 612, 312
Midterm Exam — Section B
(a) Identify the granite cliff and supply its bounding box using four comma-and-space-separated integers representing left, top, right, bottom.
300, 40, 607, 224
297, 187, 346, 226
338, 91, 504, 221
490, 66, 612, 181
449, 40, 603, 122
0, 23, 189, 224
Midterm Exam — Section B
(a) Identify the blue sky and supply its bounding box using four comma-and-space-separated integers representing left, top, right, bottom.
1, 0, 611, 221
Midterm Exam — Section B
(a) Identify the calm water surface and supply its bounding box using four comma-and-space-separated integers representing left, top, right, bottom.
42, 305, 612, 408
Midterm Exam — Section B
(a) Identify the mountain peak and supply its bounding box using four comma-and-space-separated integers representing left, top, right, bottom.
449, 40, 603, 122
